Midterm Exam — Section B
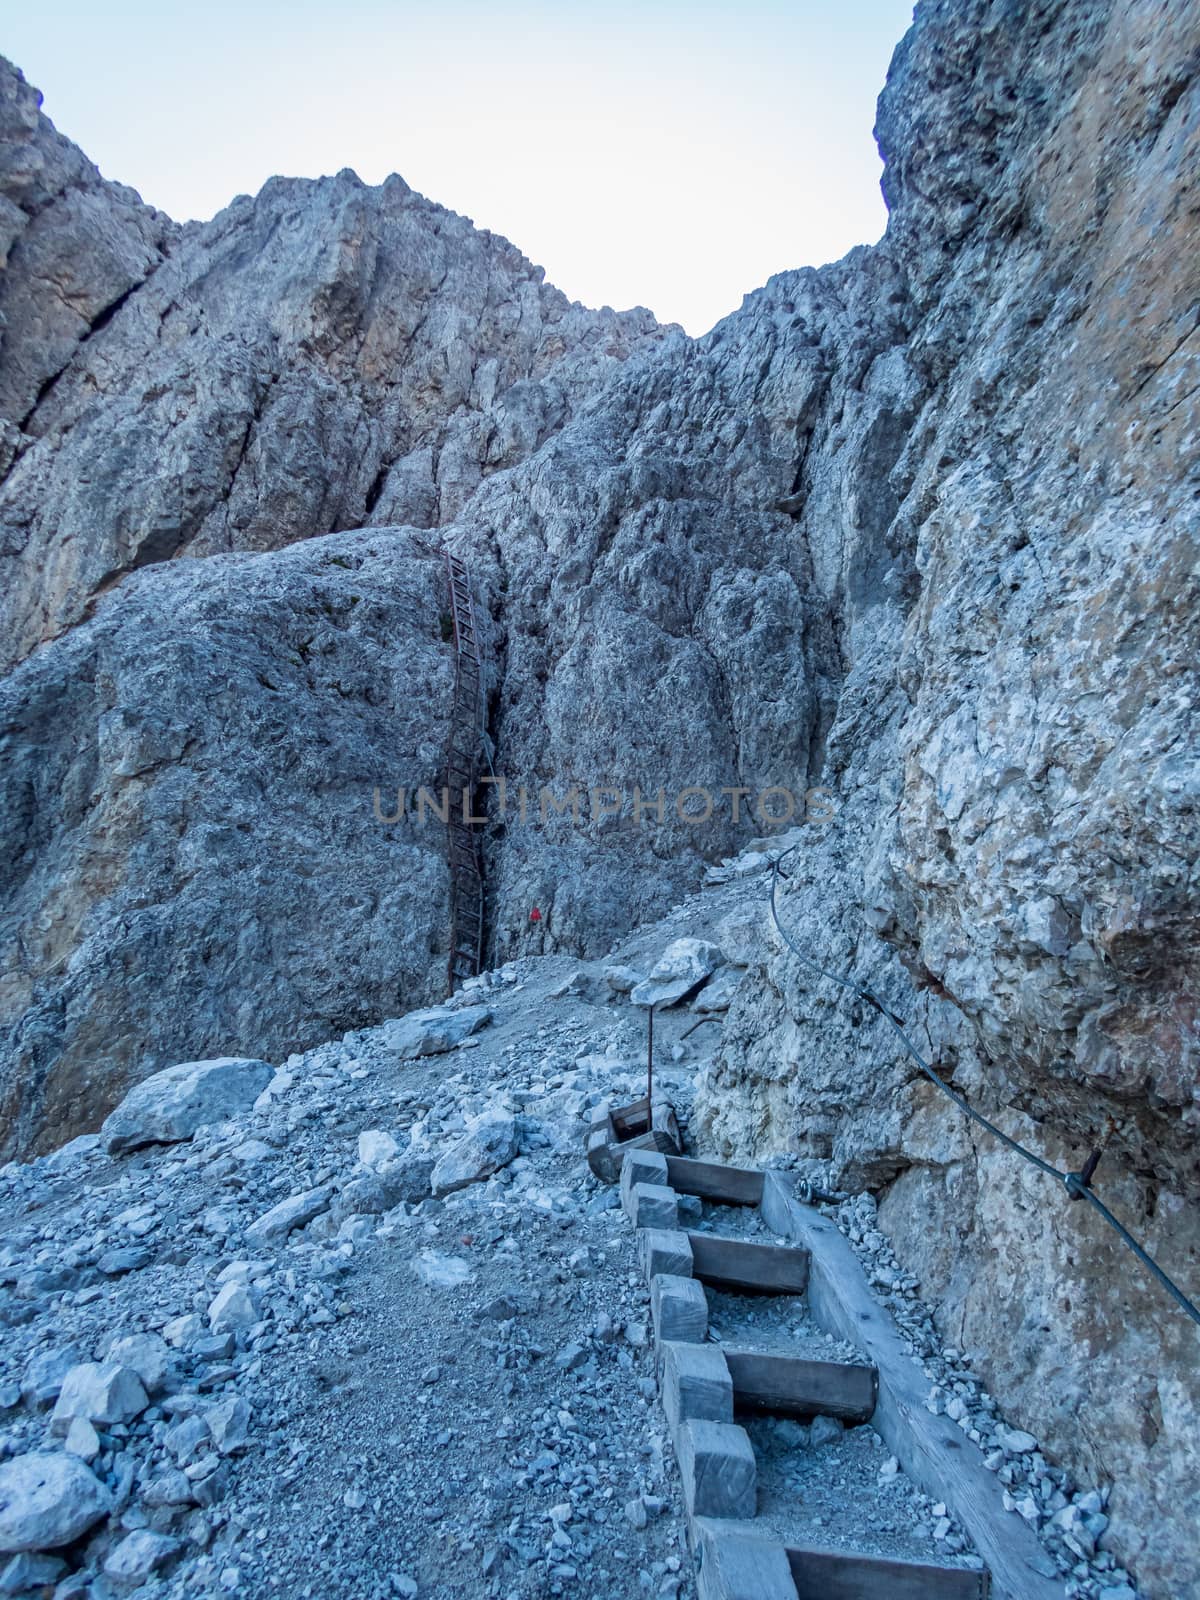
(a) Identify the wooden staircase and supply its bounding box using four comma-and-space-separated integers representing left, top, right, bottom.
443, 551, 486, 992
592, 1124, 1071, 1600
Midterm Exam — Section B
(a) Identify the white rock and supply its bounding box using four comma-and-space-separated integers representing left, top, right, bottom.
162, 1314, 203, 1349
230, 1139, 273, 1163
1015, 1493, 1041, 1523
105, 1332, 171, 1394
630, 938, 724, 1008
20, 1347, 85, 1409
101, 1058, 274, 1154
42, 1134, 102, 1172
809, 1414, 844, 1447
603, 964, 643, 994
244, 1186, 332, 1247
380, 1004, 492, 1059
0, 1553, 67, 1594
253, 1070, 294, 1111
204, 1396, 251, 1454
690, 964, 743, 1013
164, 1415, 211, 1465
103, 1528, 181, 1586
141, 1469, 194, 1508
412, 1251, 474, 1287
430, 1112, 518, 1197
51, 1362, 148, 1433
63, 1418, 101, 1461
358, 1130, 400, 1169
207, 1282, 261, 1333
0, 1452, 112, 1552
996, 1426, 1038, 1454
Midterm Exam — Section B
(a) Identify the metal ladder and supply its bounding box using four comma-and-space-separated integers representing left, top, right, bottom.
443, 551, 486, 991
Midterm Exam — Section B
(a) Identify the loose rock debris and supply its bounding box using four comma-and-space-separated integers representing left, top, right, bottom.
0, 868, 1142, 1599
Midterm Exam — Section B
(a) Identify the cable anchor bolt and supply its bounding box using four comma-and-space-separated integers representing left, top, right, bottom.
1065, 1116, 1116, 1202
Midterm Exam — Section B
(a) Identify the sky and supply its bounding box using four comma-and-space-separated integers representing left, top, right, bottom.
3, 0, 915, 336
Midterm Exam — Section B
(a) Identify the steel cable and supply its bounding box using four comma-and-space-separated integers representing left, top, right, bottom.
766, 838, 1200, 1329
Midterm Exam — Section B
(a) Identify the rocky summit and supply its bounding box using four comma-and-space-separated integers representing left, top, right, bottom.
1, 2, 1198, 1598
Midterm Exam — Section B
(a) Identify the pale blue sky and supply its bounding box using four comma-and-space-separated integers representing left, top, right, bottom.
4, 0, 915, 334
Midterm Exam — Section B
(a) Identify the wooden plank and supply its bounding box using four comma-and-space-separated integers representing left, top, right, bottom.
651, 1273, 708, 1346
786, 1544, 988, 1600
723, 1348, 877, 1423
629, 1182, 680, 1231
621, 1149, 670, 1217
587, 1098, 682, 1184
611, 1095, 651, 1138
641, 1228, 694, 1281
586, 1125, 619, 1183
588, 1098, 612, 1131
666, 1156, 764, 1206
661, 1341, 733, 1428
761, 1173, 1063, 1600
687, 1231, 809, 1294
693, 1523, 799, 1600
674, 1418, 757, 1520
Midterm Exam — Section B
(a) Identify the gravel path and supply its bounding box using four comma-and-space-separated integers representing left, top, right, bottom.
0, 857, 1139, 1599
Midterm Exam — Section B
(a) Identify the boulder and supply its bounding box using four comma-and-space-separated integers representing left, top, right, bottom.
0, 1553, 67, 1593
104, 1332, 171, 1394
50, 1363, 148, 1433
206, 1282, 261, 1333
603, 965, 643, 995
62, 1418, 100, 1461
204, 1396, 251, 1455
377, 1153, 438, 1206
357, 1129, 399, 1169
691, 965, 743, 1014
335, 1152, 436, 1220
140, 1469, 194, 1509
103, 1529, 181, 1587
380, 1005, 492, 1059
430, 1112, 519, 1197
164, 1415, 211, 1466
42, 1134, 102, 1172
20, 1346, 86, 1409
244, 1185, 332, 1247
162, 1314, 203, 1349
0, 1452, 112, 1551
101, 1057, 273, 1154
630, 939, 725, 1008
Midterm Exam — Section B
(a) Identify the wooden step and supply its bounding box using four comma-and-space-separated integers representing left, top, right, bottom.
761, 1173, 1060, 1600
693, 1523, 798, 1600
611, 1095, 651, 1139
687, 1231, 809, 1294
666, 1155, 763, 1206
723, 1348, 877, 1423
785, 1544, 989, 1600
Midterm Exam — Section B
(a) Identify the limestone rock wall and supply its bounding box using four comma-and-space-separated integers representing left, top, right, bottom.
692, 2, 1200, 1592
0, 530, 456, 1158
0, 3, 1198, 1590
0, 56, 669, 673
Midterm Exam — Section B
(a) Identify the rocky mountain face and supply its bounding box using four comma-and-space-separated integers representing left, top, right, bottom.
1, 0, 1198, 1593
0, 58, 668, 673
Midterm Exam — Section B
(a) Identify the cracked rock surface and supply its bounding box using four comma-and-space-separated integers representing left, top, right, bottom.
0, 1, 1198, 1594
0, 56, 669, 673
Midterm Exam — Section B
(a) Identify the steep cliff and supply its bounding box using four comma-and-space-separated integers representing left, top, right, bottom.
0, 57, 668, 673
0, 2, 1197, 1592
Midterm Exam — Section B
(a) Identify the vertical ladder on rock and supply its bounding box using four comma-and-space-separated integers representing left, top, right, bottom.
443, 551, 486, 992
